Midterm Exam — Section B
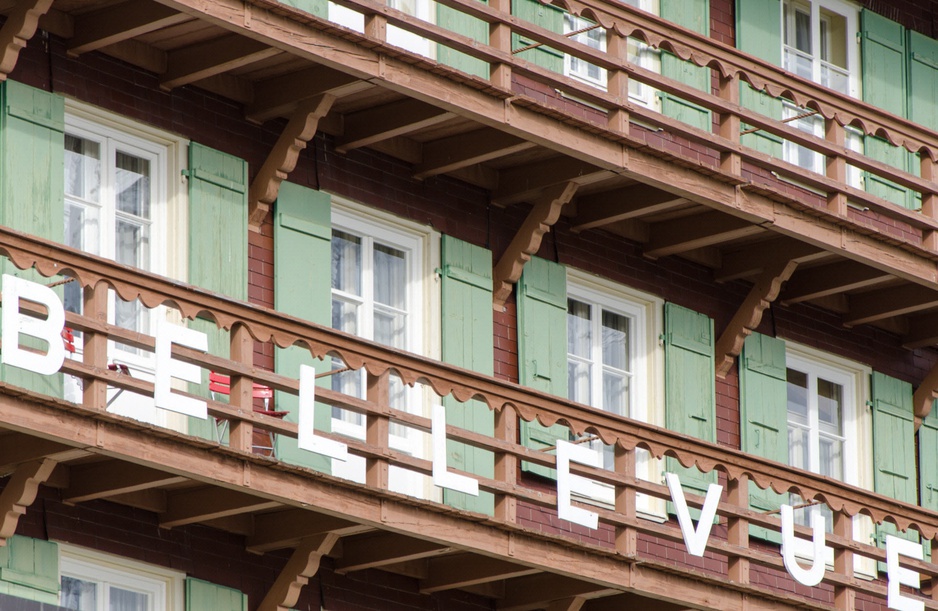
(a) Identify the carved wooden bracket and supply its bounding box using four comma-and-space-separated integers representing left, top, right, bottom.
715, 259, 799, 379
492, 182, 578, 309
257, 532, 340, 611
0, 0, 54, 79
913, 363, 938, 430
0, 458, 57, 545
248, 94, 336, 230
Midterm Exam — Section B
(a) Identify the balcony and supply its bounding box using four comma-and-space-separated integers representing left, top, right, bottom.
0, 226, 936, 610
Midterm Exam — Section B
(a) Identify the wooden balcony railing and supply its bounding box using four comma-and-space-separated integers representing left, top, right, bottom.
3, 226, 938, 610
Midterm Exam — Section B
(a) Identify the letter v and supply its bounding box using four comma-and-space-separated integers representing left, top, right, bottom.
665, 472, 723, 557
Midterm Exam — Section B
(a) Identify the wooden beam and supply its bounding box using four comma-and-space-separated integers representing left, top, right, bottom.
644, 211, 764, 260
257, 533, 340, 611
0, 459, 56, 544
571, 184, 685, 233
63, 461, 187, 504
914, 361, 938, 429
421, 555, 538, 593
715, 258, 799, 378
492, 158, 612, 207
0, 0, 53, 79
780, 261, 892, 305
334, 532, 451, 574
547, 597, 588, 611
67, 0, 190, 56
498, 574, 620, 611
716, 239, 824, 282
161, 35, 280, 90
248, 94, 336, 228
247, 65, 370, 123
160, 486, 281, 528
845, 283, 938, 327
904, 313, 938, 349
413, 129, 536, 180
584, 593, 688, 611
492, 182, 578, 309
248, 509, 372, 553
0, 434, 87, 474
336, 99, 454, 153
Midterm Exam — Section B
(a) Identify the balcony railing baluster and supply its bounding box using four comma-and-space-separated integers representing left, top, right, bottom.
606, 30, 629, 135
826, 118, 848, 216
228, 323, 254, 453
726, 473, 749, 585
494, 403, 518, 523
832, 510, 855, 610
613, 444, 637, 556
81, 281, 108, 411
366, 370, 391, 489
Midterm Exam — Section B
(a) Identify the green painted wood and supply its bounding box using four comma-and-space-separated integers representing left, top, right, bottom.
739, 332, 787, 541
273, 182, 332, 473
279, 0, 327, 19
736, 0, 783, 156
0, 537, 59, 604
438, 1, 490, 78
518, 256, 568, 479
664, 302, 716, 496
0, 80, 65, 398
187, 142, 248, 440
511, 0, 563, 72
659, 0, 711, 131
186, 578, 247, 611
919, 401, 938, 512
871, 371, 917, 504
908, 30, 938, 127
440, 235, 494, 514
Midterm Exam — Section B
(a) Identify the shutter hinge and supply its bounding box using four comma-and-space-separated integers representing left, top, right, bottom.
434, 267, 444, 278
658, 333, 666, 346
865, 399, 874, 408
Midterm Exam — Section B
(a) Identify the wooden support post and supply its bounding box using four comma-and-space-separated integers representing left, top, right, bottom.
0, 459, 57, 544
726, 474, 749, 585
921, 156, 938, 252
718, 74, 741, 176
82, 282, 109, 410
826, 119, 848, 216
492, 182, 578, 309
613, 444, 636, 556
913, 360, 938, 429
0, 0, 53, 79
715, 258, 799, 378
606, 32, 629, 135
489, 0, 512, 89
494, 404, 518, 523
364, 12, 388, 41
366, 371, 390, 489
832, 511, 855, 611
257, 533, 340, 611
228, 323, 254, 453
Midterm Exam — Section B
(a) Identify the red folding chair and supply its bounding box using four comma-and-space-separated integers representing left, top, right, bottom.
209, 372, 287, 457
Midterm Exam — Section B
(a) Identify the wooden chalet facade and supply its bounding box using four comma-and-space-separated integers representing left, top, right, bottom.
3, 0, 938, 609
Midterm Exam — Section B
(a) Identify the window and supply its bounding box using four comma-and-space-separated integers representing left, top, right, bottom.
329, 0, 432, 56
565, 271, 663, 514
327, 200, 440, 497
59, 546, 183, 611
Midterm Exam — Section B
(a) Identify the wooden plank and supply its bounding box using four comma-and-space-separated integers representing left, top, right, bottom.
257, 534, 339, 611
420, 554, 539, 593
571, 184, 686, 233
716, 239, 825, 282
644, 211, 765, 260
334, 533, 452, 573
845, 283, 938, 327
248, 65, 370, 123
162, 34, 281, 90
0, 0, 53, 79
780, 261, 892, 305
63, 461, 187, 504
498, 574, 620, 611
68, 0, 191, 56
336, 98, 454, 153
160, 486, 282, 528
0, 434, 87, 473
0, 459, 56, 543
413, 129, 536, 180
248, 509, 372, 553
492, 158, 613, 207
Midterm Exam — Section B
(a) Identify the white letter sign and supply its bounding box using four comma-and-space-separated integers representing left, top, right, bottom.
431, 404, 479, 496
665, 472, 722, 557
556, 440, 601, 529
297, 364, 348, 461
886, 534, 924, 611
1, 275, 65, 376
154, 319, 208, 418
780, 504, 828, 587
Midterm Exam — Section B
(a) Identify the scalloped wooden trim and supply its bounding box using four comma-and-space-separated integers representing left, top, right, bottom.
0, 0, 53, 79
257, 533, 339, 611
0, 458, 56, 544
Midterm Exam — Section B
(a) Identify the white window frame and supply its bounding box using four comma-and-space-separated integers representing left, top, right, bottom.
58, 544, 184, 611
782, 0, 859, 98
566, 269, 665, 519
62, 99, 189, 429
327, 197, 441, 500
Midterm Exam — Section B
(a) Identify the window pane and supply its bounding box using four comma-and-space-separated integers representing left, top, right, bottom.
109, 586, 149, 611
374, 306, 405, 349
332, 297, 359, 336
61, 576, 97, 611
373, 243, 406, 309
65, 135, 101, 202
602, 370, 629, 416
332, 231, 362, 295
819, 435, 843, 480
568, 359, 590, 404
817, 377, 843, 432
116, 218, 149, 269
786, 368, 808, 423
788, 424, 809, 470
601, 310, 629, 372
795, 8, 811, 53
115, 152, 151, 219
567, 299, 591, 358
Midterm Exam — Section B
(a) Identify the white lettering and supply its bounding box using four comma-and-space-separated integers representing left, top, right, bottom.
665, 472, 722, 557
780, 504, 827, 586
154, 319, 208, 418
556, 440, 600, 529
431, 404, 479, 496
1, 275, 65, 376
298, 364, 348, 461
886, 534, 924, 611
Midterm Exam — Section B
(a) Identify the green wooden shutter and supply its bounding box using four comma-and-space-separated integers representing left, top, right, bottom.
186, 143, 248, 440
919, 401, 938, 512
0, 80, 65, 397
659, 0, 711, 131
736, 0, 783, 156
740, 332, 788, 541
440, 235, 494, 514
518, 257, 568, 479
279, 0, 326, 19
0, 536, 59, 604
908, 30, 938, 127
273, 182, 332, 473
664, 302, 715, 496
186, 578, 247, 611
438, 2, 490, 78
511, 0, 563, 72
860, 10, 915, 209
